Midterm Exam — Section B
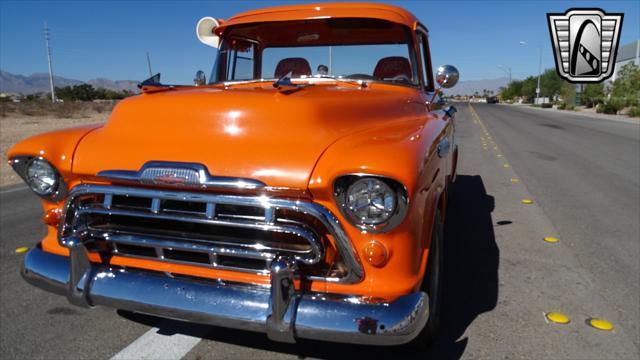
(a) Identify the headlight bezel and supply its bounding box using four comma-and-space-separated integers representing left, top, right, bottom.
9, 156, 67, 202
333, 174, 409, 233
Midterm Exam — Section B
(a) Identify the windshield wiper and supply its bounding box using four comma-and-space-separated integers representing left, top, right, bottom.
312, 75, 369, 88
272, 72, 299, 89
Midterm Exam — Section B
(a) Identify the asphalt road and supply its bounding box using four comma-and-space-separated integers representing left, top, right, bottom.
0, 103, 638, 359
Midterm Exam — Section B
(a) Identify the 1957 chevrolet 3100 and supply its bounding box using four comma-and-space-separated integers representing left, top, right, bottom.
9, 2, 459, 346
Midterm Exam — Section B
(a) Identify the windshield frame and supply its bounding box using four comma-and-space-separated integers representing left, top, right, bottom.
210, 20, 421, 89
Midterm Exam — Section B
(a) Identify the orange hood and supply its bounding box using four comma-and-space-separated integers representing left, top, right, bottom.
72, 84, 424, 190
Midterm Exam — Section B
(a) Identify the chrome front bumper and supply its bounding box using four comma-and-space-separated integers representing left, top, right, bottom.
22, 245, 429, 346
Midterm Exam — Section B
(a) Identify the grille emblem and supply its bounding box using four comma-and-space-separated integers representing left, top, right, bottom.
547, 8, 623, 83
140, 166, 202, 186
151, 173, 190, 185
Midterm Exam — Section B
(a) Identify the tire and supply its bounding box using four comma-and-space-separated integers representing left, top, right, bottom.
411, 209, 444, 347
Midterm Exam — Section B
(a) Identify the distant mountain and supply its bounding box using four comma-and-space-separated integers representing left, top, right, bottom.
451, 77, 510, 96
0, 70, 139, 94
1, 70, 509, 97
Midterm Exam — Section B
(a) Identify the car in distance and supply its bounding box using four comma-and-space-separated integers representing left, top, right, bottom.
486, 96, 499, 104
9, 2, 459, 346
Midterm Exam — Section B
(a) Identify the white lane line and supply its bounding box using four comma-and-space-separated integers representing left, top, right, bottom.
110, 321, 202, 360
0, 185, 28, 194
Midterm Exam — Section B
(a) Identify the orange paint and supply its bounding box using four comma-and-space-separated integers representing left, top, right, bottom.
7, 2, 456, 301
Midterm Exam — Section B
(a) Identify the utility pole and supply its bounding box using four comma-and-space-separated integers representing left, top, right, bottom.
44, 22, 55, 103
146, 52, 153, 77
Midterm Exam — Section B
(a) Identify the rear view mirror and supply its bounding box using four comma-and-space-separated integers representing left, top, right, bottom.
435, 65, 460, 88
194, 70, 206, 86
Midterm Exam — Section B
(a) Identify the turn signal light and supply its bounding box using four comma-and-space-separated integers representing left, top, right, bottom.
363, 240, 388, 267
44, 208, 62, 227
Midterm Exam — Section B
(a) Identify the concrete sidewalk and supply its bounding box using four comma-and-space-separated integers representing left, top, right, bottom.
502, 103, 639, 125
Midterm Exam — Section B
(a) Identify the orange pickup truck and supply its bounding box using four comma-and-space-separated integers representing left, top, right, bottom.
9, 2, 459, 346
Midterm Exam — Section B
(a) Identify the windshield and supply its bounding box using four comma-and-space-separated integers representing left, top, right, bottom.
212, 18, 419, 86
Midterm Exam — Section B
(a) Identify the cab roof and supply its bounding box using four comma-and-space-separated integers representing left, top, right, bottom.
215, 2, 421, 35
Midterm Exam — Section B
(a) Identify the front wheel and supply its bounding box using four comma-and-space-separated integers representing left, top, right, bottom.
411, 209, 444, 347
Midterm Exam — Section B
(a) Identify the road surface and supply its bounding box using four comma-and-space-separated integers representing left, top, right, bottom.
1, 103, 638, 359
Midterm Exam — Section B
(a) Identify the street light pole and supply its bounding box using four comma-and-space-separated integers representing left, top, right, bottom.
497, 65, 512, 84
520, 41, 543, 103
536, 45, 542, 101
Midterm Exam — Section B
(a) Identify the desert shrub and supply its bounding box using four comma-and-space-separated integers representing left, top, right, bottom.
628, 106, 640, 118
17, 102, 40, 116
91, 102, 113, 113
0, 102, 8, 117
582, 83, 605, 108
597, 100, 623, 114
53, 102, 86, 118
610, 63, 640, 107
557, 103, 574, 110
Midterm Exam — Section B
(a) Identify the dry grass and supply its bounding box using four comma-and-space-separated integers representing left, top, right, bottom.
1, 108, 109, 186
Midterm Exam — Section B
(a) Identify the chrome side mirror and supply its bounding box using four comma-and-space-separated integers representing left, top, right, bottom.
435, 65, 459, 89
194, 70, 206, 86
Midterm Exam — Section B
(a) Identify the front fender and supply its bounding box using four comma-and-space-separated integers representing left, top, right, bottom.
7, 124, 103, 205
307, 114, 448, 298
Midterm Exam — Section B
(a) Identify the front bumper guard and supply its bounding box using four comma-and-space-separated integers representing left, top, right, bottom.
21, 243, 429, 346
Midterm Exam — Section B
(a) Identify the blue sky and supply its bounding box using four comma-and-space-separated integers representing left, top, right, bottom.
1, 0, 638, 83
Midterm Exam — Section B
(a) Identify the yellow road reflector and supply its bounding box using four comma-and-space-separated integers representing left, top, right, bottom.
546, 312, 570, 324
510, 178, 519, 183
15, 247, 29, 254
587, 318, 614, 331
497, 154, 503, 158
543, 236, 559, 243
503, 164, 510, 168
521, 199, 534, 204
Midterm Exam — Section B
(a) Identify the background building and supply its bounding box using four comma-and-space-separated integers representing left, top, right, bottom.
610, 40, 640, 82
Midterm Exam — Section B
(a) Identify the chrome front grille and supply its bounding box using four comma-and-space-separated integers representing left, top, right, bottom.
59, 184, 363, 283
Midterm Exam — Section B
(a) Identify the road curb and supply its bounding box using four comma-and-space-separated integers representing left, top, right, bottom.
500, 103, 640, 125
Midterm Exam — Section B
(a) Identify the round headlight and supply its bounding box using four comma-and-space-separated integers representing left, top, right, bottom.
26, 158, 58, 195
345, 178, 396, 225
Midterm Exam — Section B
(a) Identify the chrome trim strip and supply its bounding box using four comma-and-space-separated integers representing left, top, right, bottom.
22, 247, 428, 346
100, 232, 314, 258
75, 208, 322, 264
98, 161, 266, 190
61, 184, 364, 284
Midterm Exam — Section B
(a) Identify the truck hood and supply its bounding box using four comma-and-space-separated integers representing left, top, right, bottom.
73, 84, 424, 191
